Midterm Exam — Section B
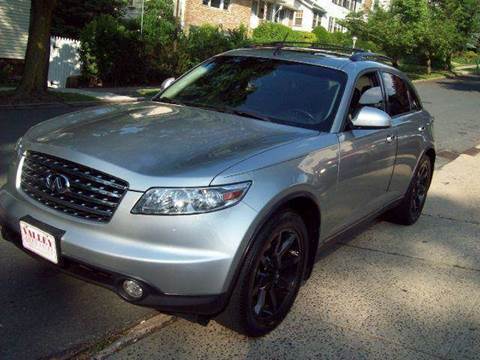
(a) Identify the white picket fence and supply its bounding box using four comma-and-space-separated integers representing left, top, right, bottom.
48, 36, 81, 88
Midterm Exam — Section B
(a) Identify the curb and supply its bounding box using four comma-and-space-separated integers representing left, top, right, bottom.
412, 75, 450, 83
92, 314, 175, 360
45, 314, 175, 360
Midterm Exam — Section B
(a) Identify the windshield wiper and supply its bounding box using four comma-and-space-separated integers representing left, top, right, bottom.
155, 97, 184, 105
156, 99, 276, 123
225, 108, 274, 123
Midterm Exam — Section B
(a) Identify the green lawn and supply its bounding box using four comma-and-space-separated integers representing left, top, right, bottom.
134, 88, 161, 98
0, 89, 98, 105
398, 64, 456, 81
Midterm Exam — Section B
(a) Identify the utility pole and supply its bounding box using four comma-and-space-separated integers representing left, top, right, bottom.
140, 0, 145, 35
174, 0, 181, 51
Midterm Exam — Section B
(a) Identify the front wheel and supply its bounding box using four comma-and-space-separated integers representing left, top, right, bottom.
217, 210, 308, 336
387, 154, 433, 225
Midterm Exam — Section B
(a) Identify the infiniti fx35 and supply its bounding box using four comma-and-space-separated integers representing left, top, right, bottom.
0, 46, 435, 336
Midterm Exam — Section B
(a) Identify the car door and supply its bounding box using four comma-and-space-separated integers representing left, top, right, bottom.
380, 71, 428, 198
333, 70, 397, 232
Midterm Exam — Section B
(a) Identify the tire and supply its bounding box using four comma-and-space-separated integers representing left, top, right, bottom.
217, 210, 309, 337
387, 154, 433, 225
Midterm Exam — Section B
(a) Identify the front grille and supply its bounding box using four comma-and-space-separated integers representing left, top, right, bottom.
21, 151, 129, 223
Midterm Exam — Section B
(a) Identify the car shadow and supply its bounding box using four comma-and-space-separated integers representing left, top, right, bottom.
435, 74, 480, 92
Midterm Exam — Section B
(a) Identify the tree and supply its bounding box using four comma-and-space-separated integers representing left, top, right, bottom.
432, 0, 480, 53
52, 0, 127, 39
341, 9, 413, 67
341, 0, 476, 71
16, 0, 58, 98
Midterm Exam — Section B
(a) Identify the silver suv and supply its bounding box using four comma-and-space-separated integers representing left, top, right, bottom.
0, 44, 434, 336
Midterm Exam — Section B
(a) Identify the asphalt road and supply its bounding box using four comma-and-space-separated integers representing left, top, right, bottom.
1, 75, 479, 359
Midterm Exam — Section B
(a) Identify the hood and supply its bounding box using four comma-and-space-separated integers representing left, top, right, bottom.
24, 102, 315, 190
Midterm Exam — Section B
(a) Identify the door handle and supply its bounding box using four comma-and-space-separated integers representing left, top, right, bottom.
418, 126, 426, 132
386, 135, 395, 143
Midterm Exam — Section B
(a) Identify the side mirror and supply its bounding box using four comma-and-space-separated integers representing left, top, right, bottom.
359, 86, 382, 106
351, 106, 391, 128
160, 77, 175, 91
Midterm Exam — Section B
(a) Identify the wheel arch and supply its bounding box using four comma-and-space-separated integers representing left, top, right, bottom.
222, 190, 322, 314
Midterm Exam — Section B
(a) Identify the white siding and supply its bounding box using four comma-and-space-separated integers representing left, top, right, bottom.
0, 0, 30, 59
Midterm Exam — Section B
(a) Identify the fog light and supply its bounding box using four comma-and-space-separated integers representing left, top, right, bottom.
122, 279, 144, 299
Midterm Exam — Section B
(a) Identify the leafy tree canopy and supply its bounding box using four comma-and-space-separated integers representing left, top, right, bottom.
52, 0, 127, 39
341, 0, 480, 71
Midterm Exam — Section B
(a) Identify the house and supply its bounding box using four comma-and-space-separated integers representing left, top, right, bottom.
0, 0, 30, 73
129, 0, 389, 34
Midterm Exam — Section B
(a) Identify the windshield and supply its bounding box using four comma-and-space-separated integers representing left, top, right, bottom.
156, 55, 347, 131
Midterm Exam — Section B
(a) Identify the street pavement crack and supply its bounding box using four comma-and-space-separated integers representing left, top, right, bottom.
422, 212, 480, 226
338, 242, 480, 274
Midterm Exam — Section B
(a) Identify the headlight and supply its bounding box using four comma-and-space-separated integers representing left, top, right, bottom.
131, 182, 251, 215
15, 137, 23, 157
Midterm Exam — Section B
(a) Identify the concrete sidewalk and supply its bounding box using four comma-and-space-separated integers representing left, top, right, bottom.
51, 88, 141, 103
108, 150, 480, 360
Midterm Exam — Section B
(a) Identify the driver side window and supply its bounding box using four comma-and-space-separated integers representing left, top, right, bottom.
347, 71, 384, 123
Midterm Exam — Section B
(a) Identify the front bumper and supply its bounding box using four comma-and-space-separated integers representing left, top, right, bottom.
0, 170, 259, 313
1, 224, 228, 315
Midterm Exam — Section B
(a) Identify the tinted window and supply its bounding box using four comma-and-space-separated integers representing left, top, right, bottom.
348, 71, 384, 121
158, 56, 347, 131
381, 72, 411, 116
407, 83, 422, 111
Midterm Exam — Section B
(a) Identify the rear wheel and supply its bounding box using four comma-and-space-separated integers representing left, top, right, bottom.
218, 210, 308, 336
387, 155, 433, 225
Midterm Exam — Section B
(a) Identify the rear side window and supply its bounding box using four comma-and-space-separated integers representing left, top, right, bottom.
407, 83, 422, 111
381, 72, 411, 116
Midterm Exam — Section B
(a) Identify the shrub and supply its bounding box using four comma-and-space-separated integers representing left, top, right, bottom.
141, 0, 179, 82
312, 26, 331, 43
227, 24, 251, 48
252, 22, 291, 43
186, 25, 232, 64
79, 15, 146, 86
290, 30, 317, 43
185, 24, 251, 67
453, 50, 479, 64
252, 22, 318, 45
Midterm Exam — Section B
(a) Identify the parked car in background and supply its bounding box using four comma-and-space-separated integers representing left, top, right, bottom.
0, 43, 434, 336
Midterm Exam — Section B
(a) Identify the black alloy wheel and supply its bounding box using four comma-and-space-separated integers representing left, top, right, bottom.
386, 154, 433, 225
250, 229, 303, 326
410, 159, 431, 219
218, 210, 308, 336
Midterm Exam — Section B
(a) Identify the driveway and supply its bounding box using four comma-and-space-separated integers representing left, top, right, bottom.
1, 75, 479, 359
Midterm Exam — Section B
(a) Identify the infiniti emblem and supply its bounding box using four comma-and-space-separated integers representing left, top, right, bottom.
45, 174, 70, 194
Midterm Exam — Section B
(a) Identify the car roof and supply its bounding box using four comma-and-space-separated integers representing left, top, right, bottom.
222, 47, 400, 76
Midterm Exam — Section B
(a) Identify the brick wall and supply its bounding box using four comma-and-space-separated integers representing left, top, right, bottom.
184, 0, 253, 30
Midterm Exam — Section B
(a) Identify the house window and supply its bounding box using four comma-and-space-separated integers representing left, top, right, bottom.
328, 16, 334, 32
294, 10, 303, 26
203, 0, 230, 10
252, 0, 258, 14
258, 0, 266, 19
312, 10, 322, 28
266, 3, 273, 20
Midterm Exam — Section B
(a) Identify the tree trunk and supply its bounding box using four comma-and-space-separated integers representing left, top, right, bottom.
392, 57, 399, 68
426, 55, 432, 75
445, 53, 452, 71
15, 0, 58, 98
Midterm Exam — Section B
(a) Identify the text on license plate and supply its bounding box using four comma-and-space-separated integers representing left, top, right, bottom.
20, 221, 58, 264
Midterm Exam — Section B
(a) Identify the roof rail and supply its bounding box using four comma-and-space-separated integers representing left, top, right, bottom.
249, 41, 365, 56
350, 52, 394, 66
248, 42, 395, 66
